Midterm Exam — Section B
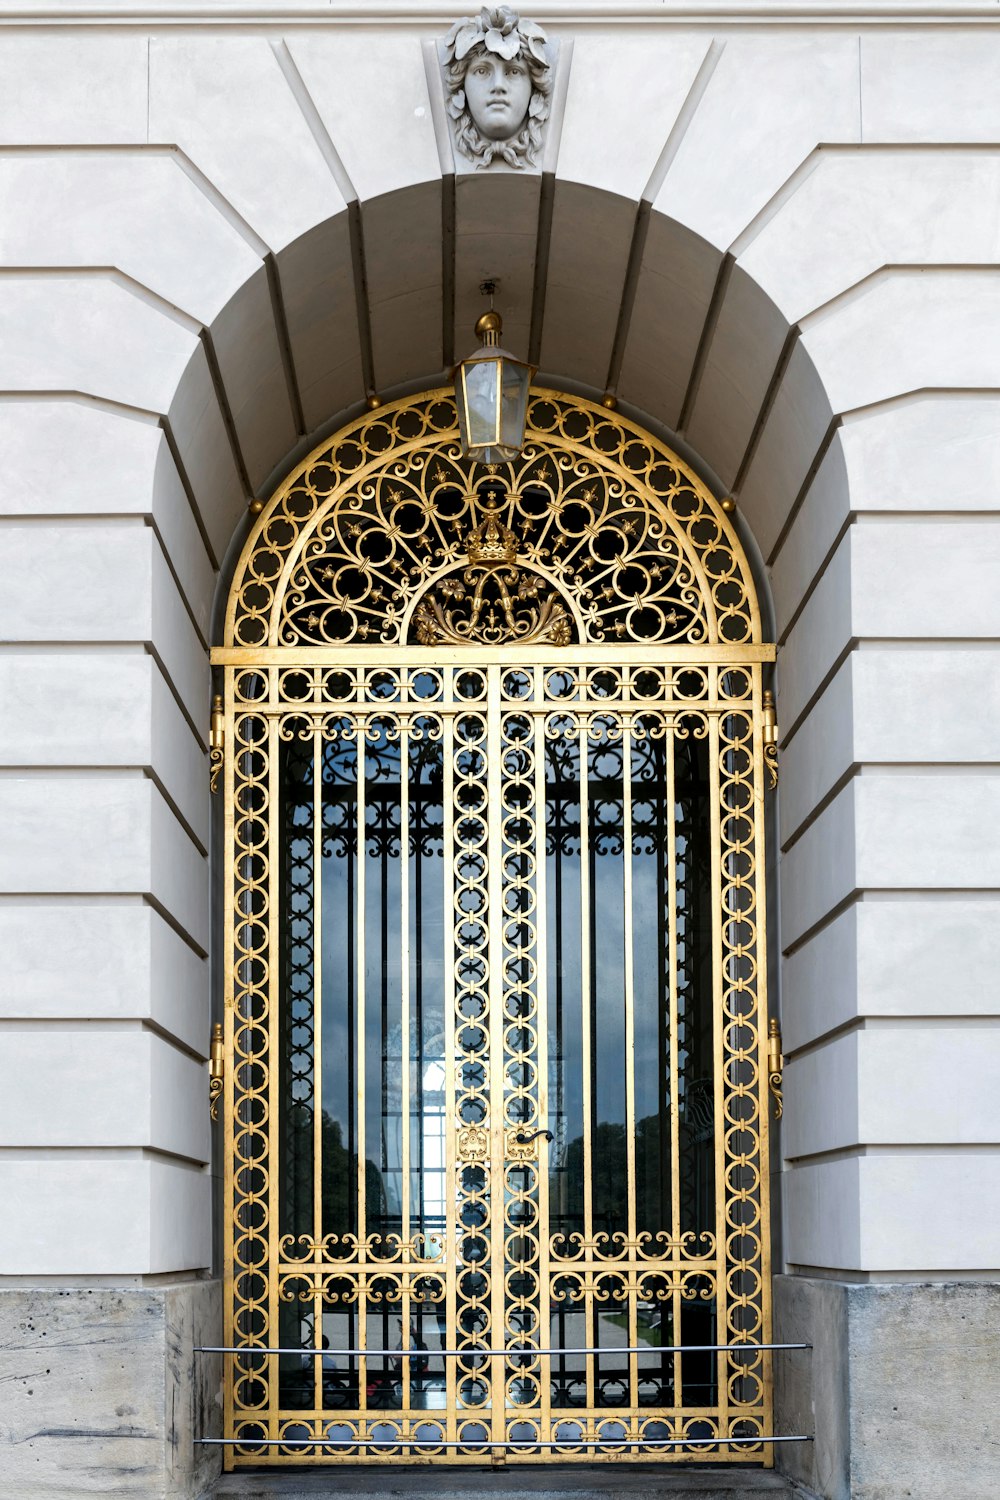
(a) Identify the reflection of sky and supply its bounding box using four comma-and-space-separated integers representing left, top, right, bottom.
546, 813, 676, 1138
320, 731, 448, 1228
298, 721, 704, 1224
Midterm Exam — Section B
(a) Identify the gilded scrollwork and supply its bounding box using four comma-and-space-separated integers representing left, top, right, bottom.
221, 391, 775, 1468
550, 1268, 717, 1304
410, 495, 573, 645
278, 1231, 445, 1265
226, 391, 759, 656
278, 1269, 447, 1307
548, 1229, 716, 1263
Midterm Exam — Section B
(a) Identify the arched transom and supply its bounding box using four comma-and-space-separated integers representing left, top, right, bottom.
226, 388, 761, 651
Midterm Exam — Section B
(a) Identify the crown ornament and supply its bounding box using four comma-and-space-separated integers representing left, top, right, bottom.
466, 494, 519, 565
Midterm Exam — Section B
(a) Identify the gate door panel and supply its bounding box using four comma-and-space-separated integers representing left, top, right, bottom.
217, 389, 775, 1466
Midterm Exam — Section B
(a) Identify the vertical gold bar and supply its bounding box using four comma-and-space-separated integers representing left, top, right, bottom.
533, 667, 552, 1449
222, 669, 236, 1470
753, 664, 775, 1464
267, 708, 281, 1448
622, 718, 638, 1416
400, 715, 411, 1418
486, 665, 505, 1450
356, 714, 368, 1419
578, 707, 594, 1418
442, 709, 458, 1450
312, 722, 323, 1412
708, 701, 729, 1446
665, 721, 682, 1413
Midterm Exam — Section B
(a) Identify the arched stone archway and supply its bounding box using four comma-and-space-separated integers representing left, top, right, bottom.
3, 17, 1000, 1499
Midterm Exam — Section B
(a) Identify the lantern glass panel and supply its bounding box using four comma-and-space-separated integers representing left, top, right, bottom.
460, 359, 501, 458
500, 359, 531, 459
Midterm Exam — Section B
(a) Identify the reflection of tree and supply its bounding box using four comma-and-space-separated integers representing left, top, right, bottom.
278, 726, 440, 1249
320, 728, 444, 862
554, 1113, 713, 1244
281, 1105, 386, 1242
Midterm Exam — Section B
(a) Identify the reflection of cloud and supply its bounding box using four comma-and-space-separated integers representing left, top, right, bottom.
289, 734, 714, 1234
545, 851, 663, 1127
317, 842, 450, 1156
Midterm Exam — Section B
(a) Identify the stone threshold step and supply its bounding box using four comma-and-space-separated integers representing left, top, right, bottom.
208, 1464, 809, 1500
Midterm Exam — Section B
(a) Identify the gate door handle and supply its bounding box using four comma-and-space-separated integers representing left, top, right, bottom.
512, 1128, 554, 1146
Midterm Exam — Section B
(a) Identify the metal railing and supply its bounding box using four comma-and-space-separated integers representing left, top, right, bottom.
196, 1435, 812, 1450
193, 1340, 813, 1452
196, 1340, 811, 1358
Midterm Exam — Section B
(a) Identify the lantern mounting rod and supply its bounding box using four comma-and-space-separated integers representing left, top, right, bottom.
475, 280, 502, 345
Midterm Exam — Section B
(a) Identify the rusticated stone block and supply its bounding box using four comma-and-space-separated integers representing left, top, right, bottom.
775, 1274, 1000, 1500
0, 1280, 222, 1499
848, 1281, 1000, 1500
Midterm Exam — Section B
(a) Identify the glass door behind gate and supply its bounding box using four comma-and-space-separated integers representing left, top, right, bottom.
227, 652, 766, 1462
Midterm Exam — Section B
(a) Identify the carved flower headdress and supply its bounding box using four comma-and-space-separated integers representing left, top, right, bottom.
445, 6, 549, 68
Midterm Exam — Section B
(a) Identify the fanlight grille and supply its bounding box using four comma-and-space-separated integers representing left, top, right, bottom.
227, 390, 759, 651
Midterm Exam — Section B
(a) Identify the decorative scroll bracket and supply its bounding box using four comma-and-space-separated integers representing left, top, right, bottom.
209, 1022, 224, 1122
767, 1017, 783, 1120
209, 693, 225, 794
762, 688, 779, 790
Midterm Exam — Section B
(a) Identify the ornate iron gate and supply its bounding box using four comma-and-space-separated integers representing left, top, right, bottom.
213, 390, 776, 1466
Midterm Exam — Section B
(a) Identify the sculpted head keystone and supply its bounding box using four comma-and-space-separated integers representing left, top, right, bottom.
443, 7, 552, 170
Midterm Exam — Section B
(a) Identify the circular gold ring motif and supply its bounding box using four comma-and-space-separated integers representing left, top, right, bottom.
219, 386, 775, 1468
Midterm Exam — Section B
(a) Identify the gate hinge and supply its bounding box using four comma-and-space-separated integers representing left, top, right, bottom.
762, 689, 779, 789
209, 1022, 224, 1121
767, 1018, 783, 1119
209, 693, 225, 794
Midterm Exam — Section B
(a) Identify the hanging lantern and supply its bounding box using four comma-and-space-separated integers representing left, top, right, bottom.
454, 309, 536, 464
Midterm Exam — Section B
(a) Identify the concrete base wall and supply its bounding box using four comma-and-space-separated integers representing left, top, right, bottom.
6, 1272, 1000, 1497
774, 1273, 1000, 1500
0, 1279, 222, 1500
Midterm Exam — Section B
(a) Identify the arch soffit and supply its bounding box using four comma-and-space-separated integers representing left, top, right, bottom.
182, 173, 830, 580
14, 30, 998, 626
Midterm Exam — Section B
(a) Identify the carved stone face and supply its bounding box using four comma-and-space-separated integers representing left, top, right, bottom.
464, 52, 532, 141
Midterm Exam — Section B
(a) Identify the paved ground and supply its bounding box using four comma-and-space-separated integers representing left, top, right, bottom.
208, 1463, 806, 1499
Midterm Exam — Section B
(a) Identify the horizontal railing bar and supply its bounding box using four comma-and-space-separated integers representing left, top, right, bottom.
195, 1342, 810, 1358
195, 1435, 812, 1449
227, 698, 761, 725
212, 644, 777, 667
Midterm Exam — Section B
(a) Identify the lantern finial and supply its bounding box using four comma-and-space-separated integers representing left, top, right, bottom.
475, 310, 503, 347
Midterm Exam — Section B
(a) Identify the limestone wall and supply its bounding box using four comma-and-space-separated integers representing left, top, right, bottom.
0, 3, 998, 1493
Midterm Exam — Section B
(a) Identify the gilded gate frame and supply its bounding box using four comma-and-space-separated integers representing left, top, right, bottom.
211, 388, 777, 1468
